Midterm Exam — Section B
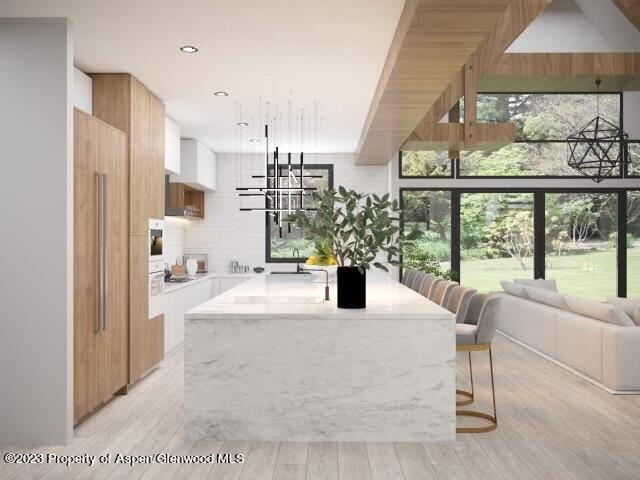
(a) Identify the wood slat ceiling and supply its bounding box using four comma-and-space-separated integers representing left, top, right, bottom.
354, 0, 551, 165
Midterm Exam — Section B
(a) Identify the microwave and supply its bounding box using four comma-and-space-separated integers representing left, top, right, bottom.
149, 219, 164, 260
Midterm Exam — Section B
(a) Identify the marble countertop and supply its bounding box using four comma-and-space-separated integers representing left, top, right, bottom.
185, 272, 452, 320
164, 272, 256, 294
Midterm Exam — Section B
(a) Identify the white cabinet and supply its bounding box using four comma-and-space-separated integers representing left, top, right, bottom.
164, 279, 212, 354
165, 116, 181, 175
171, 139, 216, 191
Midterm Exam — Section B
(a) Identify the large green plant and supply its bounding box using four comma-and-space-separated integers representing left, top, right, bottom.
287, 187, 421, 272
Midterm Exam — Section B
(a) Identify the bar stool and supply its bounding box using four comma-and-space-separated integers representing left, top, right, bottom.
427, 278, 444, 301
402, 269, 416, 286
419, 276, 438, 298
445, 286, 477, 323
434, 280, 458, 306
456, 293, 501, 433
411, 272, 427, 292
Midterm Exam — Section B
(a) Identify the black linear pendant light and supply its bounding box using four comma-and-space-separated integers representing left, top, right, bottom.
236, 98, 321, 235
567, 79, 629, 183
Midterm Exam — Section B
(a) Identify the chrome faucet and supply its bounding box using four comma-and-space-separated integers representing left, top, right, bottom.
293, 248, 303, 273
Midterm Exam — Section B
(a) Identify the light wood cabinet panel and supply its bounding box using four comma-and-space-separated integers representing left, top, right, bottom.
130, 78, 150, 235
129, 236, 164, 382
74, 109, 129, 423
92, 73, 166, 386
98, 124, 129, 402
74, 109, 100, 422
129, 234, 150, 382
149, 93, 165, 220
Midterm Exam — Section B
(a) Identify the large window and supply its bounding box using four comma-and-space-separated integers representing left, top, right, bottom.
460, 192, 534, 292
545, 192, 618, 300
401, 190, 452, 271
400, 93, 624, 178
460, 93, 622, 177
266, 164, 333, 262
400, 189, 637, 298
628, 191, 640, 297
400, 151, 453, 178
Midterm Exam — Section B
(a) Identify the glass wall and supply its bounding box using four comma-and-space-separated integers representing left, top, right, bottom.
400, 151, 452, 177
544, 192, 618, 299
460, 93, 622, 177
460, 192, 534, 292
401, 190, 452, 275
628, 191, 640, 297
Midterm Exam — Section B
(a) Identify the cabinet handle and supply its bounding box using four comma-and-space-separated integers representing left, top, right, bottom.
102, 173, 108, 332
96, 172, 102, 334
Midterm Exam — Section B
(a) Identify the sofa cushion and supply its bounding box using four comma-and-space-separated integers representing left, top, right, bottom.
500, 280, 529, 298
607, 297, 640, 326
523, 286, 568, 311
564, 294, 635, 327
514, 278, 557, 292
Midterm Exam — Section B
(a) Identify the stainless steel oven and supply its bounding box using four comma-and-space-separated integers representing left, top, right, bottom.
149, 219, 164, 259
149, 260, 165, 319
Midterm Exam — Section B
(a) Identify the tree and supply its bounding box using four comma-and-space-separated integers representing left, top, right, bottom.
559, 197, 600, 248
487, 211, 534, 270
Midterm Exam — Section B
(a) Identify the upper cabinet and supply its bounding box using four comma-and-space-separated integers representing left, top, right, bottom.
171, 139, 216, 191
92, 73, 166, 231
165, 116, 181, 175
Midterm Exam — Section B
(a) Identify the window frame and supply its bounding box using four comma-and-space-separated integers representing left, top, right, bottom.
264, 163, 334, 263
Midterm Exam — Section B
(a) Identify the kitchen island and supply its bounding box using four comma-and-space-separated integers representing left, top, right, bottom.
184, 273, 455, 441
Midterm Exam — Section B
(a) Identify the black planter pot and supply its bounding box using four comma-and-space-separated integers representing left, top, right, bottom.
337, 266, 366, 309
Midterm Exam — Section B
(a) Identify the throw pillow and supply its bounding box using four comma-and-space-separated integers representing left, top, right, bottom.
564, 294, 635, 327
514, 278, 558, 292
500, 280, 528, 298
606, 297, 640, 319
523, 286, 568, 310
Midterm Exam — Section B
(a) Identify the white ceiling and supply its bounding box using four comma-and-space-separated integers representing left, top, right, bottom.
0, 0, 405, 153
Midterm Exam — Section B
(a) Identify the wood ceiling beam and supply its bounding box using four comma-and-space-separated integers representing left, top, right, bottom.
402, 122, 516, 152
355, 0, 549, 165
480, 52, 640, 91
612, 0, 640, 31
405, 0, 551, 155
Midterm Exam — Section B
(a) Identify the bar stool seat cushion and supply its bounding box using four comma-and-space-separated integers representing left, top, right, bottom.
456, 323, 478, 345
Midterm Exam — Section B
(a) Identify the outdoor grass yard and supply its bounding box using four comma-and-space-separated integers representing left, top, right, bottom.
461, 247, 640, 300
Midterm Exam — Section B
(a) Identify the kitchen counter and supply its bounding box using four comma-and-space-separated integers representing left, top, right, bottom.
164, 272, 256, 294
185, 273, 455, 442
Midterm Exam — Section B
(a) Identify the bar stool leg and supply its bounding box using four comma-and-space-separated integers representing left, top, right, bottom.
457, 347, 497, 434
456, 351, 474, 406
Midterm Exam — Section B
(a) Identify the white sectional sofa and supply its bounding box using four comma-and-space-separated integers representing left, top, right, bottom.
495, 281, 640, 393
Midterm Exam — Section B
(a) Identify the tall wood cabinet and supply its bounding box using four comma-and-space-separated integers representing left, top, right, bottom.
92, 74, 165, 384
74, 109, 129, 423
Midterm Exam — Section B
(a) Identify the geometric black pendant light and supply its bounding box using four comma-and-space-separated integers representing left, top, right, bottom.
567, 79, 629, 183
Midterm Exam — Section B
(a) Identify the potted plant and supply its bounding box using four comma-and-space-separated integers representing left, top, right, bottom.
288, 187, 421, 308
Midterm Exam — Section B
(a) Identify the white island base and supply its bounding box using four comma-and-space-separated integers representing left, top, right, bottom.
185, 274, 455, 442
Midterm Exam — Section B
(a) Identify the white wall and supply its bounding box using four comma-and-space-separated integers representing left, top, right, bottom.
184, 153, 388, 273
164, 216, 187, 266
73, 67, 92, 114
508, 0, 640, 53
0, 18, 73, 445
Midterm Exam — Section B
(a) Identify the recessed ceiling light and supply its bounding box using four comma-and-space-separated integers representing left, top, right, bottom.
249, 138, 260, 142
180, 45, 198, 53
237, 122, 249, 127
214, 91, 229, 97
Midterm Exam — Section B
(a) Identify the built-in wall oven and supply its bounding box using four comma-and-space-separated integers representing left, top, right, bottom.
149, 219, 164, 259
149, 219, 164, 319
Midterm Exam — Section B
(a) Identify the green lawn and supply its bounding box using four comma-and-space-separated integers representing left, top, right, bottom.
460, 247, 640, 300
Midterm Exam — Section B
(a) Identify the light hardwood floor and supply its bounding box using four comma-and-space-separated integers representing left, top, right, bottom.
3, 334, 640, 480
